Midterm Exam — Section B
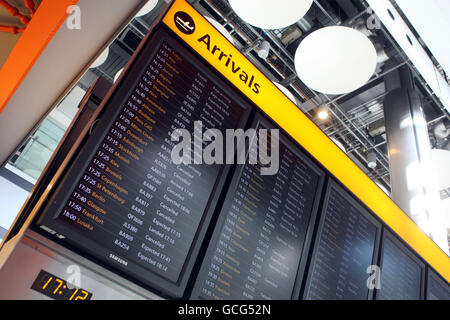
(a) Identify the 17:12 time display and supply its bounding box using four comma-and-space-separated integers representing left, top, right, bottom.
31, 270, 92, 300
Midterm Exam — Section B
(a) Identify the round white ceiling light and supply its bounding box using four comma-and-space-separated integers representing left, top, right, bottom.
228, 0, 313, 30
205, 16, 235, 44
135, 0, 158, 17
90, 47, 109, 69
295, 26, 377, 95
273, 82, 297, 105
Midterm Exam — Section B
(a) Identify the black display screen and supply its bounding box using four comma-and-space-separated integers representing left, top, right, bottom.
303, 180, 381, 300
376, 231, 424, 300
427, 269, 450, 300
191, 116, 324, 300
37, 28, 250, 297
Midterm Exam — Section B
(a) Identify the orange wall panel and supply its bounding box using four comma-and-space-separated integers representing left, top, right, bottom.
0, 0, 79, 114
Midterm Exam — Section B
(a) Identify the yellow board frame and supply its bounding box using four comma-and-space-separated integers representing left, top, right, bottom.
162, 0, 449, 282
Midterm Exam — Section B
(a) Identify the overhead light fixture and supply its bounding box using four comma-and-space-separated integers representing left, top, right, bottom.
330, 137, 347, 154
205, 17, 235, 45
257, 41, 270, 59
114, 68, 124, 83
135, 0, 158, 17
367, 152, 377, 169
295, 26, 377, 95
90, 47, 109, 69
317, 104, 329, 120
375, 181, 390, 196
228, 0, 313, 30
273, 82, 297, 105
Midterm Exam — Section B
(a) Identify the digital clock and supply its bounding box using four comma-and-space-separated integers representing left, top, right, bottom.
31, 270, 92, 300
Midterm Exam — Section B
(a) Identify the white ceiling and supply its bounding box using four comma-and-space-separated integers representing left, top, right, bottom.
396, 0, 450, 78
431, 149, 450, 191
368, 0, 450, 114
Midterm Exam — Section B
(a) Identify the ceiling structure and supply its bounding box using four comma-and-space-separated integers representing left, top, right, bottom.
83, 0, 450, 201
0, 0, 41, 69
188, 0, 450, 194
0, 0, 448, 249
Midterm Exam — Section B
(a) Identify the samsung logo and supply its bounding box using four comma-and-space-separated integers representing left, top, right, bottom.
109, 253, 128, 266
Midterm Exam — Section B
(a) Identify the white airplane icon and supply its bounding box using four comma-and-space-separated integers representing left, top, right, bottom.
176, 16, 194, 32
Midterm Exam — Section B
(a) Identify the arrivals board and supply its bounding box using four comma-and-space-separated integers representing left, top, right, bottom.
191, 115, 325, 300
36, 28, 250, 297
160, 0, 450, 284
376, 231, 424, 300
303, 180, 381, 300
427, 269, 450, 300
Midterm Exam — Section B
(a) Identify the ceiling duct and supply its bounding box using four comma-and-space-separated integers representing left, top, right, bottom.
350, 19, 389, 67
374, 43, 389, 65
368, 118, 386, 138
351, 15, 391, 64
352, 17, 373, 37
280, 25, 303, 46
335, 0, 359, 19
433, 121, 450, 140
296, 17, 312, 33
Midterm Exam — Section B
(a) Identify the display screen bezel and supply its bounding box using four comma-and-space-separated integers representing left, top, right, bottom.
302, 178, 382, 300
375, 229, 426, 300
190, 113, 326, 300
426, 268, 450, 300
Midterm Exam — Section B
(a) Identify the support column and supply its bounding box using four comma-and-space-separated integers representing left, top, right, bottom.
384, 64, 448, 253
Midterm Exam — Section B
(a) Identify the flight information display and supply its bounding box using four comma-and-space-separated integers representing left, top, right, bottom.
192, 116, 324, 300
377, 231, 424, 300
427, 270, 450, 300
37, 28, 250, 296
303, 180, 381, 300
